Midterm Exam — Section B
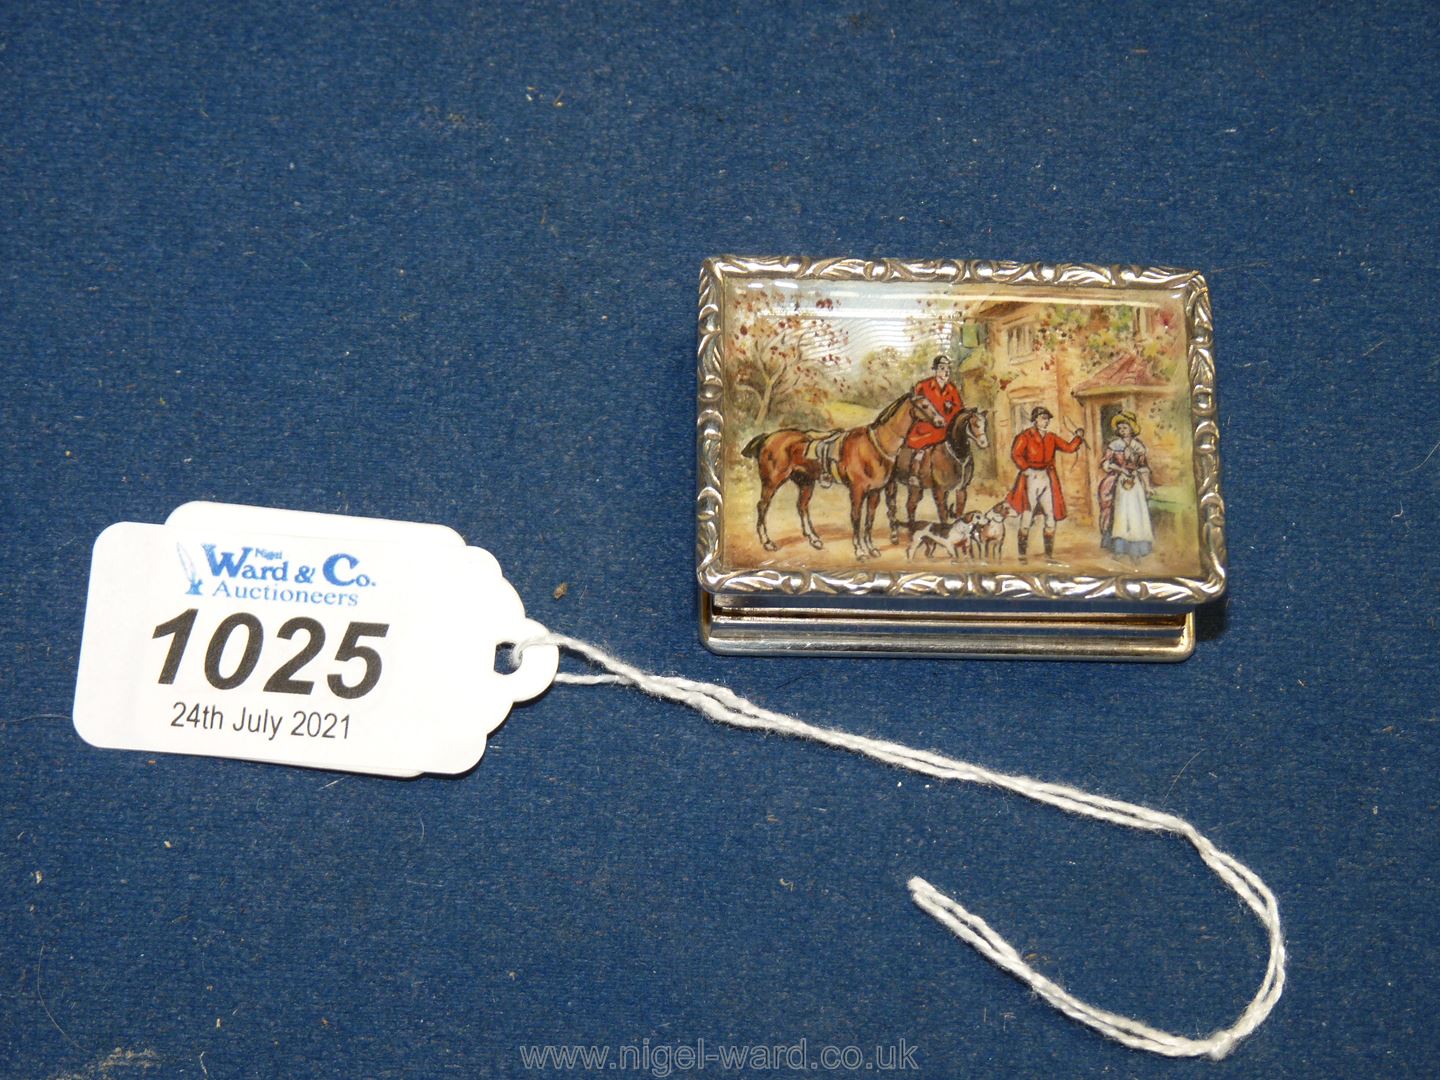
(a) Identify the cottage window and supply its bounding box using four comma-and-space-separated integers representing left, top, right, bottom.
1005, 323, 1035, 359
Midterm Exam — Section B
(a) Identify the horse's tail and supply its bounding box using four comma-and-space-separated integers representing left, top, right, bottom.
741, 432, 769, 460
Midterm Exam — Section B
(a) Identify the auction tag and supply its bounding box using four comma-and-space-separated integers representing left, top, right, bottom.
73, 521, 557, 777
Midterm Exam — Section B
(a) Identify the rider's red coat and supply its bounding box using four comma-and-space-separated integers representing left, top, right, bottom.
905, 377, 964, 450
1005, 426, 1084, 519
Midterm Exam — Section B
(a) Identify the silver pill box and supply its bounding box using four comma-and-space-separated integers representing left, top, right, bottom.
696, 257, 1226, 660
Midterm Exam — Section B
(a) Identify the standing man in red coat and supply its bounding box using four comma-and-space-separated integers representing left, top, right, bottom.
1006, 406, 1085, 563
895, 355, 964, 486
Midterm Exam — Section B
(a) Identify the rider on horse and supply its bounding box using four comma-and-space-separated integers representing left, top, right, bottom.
895, 355, 964, 486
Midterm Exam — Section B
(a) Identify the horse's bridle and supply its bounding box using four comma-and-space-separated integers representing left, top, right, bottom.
944, 408, 985, 458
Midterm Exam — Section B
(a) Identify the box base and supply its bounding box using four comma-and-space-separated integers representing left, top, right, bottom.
700, 593, 1195, 661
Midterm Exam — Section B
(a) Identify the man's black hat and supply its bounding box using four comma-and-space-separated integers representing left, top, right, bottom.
1030, 406, 1053, 422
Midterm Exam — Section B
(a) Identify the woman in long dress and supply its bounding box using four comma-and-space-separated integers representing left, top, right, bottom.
1097, 412, 1154, 563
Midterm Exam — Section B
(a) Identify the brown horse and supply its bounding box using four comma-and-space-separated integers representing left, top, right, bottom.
885, 407, 990, 542
741, 395, 926, 560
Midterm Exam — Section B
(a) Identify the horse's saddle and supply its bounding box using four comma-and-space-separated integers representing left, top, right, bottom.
804, 430, 846, 484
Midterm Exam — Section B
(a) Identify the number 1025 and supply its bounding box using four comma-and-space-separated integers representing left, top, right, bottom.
152, 609, 389, 699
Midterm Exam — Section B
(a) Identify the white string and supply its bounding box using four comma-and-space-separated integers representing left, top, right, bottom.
515, 633, 1285, 1061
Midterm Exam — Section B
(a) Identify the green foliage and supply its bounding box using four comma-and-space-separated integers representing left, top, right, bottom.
1085, 328, 1121, 356
842, 346, 919, 409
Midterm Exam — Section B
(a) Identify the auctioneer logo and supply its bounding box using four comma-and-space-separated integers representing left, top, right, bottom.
174, 542, 377, 608
176, 543, 204, 595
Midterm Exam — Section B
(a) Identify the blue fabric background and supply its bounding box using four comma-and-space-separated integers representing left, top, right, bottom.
3, 2, 1437, 1077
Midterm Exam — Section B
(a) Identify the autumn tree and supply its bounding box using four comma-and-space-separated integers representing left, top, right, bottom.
728, 287, 847, 427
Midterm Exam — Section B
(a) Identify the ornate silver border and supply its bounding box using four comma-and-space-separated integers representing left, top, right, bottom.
696, 257, 1227, 604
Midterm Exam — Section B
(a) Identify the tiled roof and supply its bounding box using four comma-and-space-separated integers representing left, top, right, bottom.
1072, 353, 1167, 394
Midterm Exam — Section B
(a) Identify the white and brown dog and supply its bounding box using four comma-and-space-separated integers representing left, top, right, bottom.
906, 516, 979, 561
973, 501, 1019, 561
